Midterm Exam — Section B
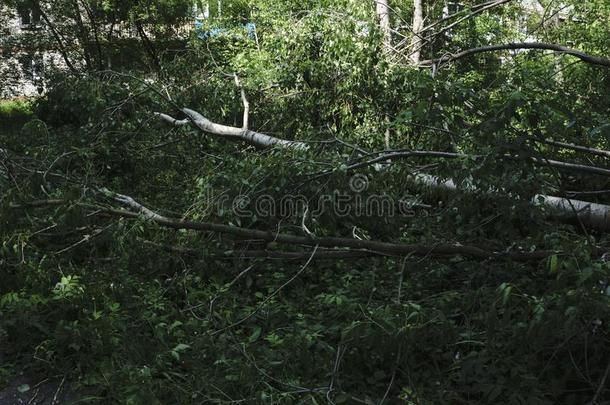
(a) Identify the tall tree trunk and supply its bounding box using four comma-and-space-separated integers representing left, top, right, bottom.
409, 0, 424, 64
375, 0, 392, 54
78, 0, 105, 70
71, 0, 92, 70
32, 0, 78, 73
375, 1, 392, 148
135, 21, 161, 71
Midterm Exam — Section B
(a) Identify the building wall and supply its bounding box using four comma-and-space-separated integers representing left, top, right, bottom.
1, 6, 63, 99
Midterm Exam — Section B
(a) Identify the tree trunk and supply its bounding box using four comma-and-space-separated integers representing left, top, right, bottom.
71, 0, 92, 70
32, 0, 78, 73
409, 0, 424, 64
412, 173, 610, 231
374, 1, 392, 147
78, 0, 105, 70
135, 21, 161, 71
375, 0, 392, 54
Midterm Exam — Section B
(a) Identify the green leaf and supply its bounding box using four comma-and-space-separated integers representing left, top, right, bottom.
548, 255, 559, 274
173, 343, 191, 352
249, 326, 262, 342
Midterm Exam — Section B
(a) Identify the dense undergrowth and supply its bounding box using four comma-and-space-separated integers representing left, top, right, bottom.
2, 0, 610, 404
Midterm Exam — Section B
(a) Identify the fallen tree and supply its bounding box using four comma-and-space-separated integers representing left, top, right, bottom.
156, 107, 610, 231
8, 194, 596, 262
412, 174, 610, 232
156, 108, 309, 150
343, 149, 610, 177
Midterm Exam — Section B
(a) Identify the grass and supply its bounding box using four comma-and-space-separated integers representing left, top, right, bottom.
0, 98, 32, 118
0, 98, 34, 131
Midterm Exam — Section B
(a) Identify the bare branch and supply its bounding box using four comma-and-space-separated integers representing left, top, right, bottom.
139, 239, 377, 260
421, 0, 512, 34
10, 194, 610, 254
157, 108, 308, 150
154, 112, 189, 126
110, 191, 168, 222
420, 42, 610, 68
233, 73, 250, 130
540, 139, 610, 159
423, 0, 512, 40
345, 149, 610, 177
8, 196, 561, 261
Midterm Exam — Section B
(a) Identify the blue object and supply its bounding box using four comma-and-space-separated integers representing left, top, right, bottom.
195, 19, 256, 40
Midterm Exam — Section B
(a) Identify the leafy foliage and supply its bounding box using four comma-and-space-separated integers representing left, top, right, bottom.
1, 1, 610, 404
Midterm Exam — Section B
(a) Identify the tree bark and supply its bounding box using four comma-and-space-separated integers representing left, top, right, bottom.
413, 173, 610, 231
71, 0, 92, 70
409, 0, 424, 64
375, 0, 392, 55
156, 109, 309, 150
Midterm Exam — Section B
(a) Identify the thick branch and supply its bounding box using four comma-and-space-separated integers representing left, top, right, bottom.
413, 173, 610, 231
540, 139, 610, 159
11, 197, 562, 261
420, 42, 610, 68
533, 195, 610, 231
140, 239, 379, 260
155, 112, 189, 126
156, 109, 308, 150
9, 199, 66, 209
347, 150, 610, 177
527, 156, 610, 176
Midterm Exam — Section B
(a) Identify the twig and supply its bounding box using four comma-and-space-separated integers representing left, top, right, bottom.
233, 73, 250, 130
52, 375, 66, 405
380, 345, 402, 404
588, 356, 610, 405
327, 345, 347, 405
212, 245, 320, 334
53, 227, 106, 255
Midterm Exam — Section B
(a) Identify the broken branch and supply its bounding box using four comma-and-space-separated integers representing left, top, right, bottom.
156, 108, 308, 150
420, 42, 610, 68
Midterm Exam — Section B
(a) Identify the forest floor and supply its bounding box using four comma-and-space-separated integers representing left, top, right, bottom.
0, 353, 80, 405
0, 375, 75, 405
